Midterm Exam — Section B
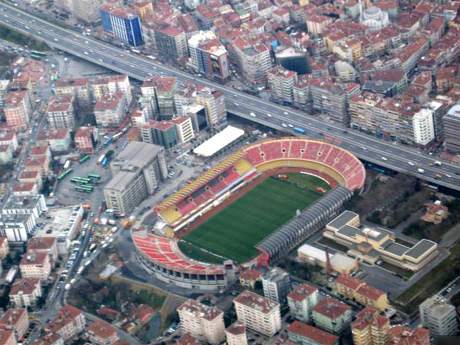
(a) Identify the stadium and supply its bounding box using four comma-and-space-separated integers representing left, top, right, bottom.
132, 137, 366, 291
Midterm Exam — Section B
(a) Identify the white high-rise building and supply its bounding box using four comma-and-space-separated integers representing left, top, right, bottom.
420, 295, 458, 336
234, 290, 281, 336
262, 267, 291, 303
412, 108, 435, 146
177, 299, 225, 345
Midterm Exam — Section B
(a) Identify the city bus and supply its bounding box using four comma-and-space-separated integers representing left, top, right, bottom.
88, 173, 101, 180
57, 169, 73, 181
75, 185, 93, 193
79, 155, 90, 164
70, 177, 91, 184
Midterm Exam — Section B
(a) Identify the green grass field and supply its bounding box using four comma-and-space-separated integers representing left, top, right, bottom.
179, 174, 330, 263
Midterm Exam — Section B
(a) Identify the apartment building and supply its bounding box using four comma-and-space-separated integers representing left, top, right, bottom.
230, 38, 272, 85
0, 329, 15, 345
54, 78, 91, 108
37, 129, 71, 153
87, 320, 119, 345
388, 326, 430, 345
261, 267, 291, 304
177, 299, 225, 345
92, 75, 132, 104
225, 321, 247, 345
46, 95, 75, 130
195, 88, 226, 129
288, 321, 339, 345
310, 78, 359, 125
0, 308, 29, 341
154, 25, 188, 62
140, 76, 176, 119
19, 251, 51, 281
312, 297, 352, 334
9, 278, 42, 308
188, 31, 229, 81
267, 66, 298, 104
443, 104, 460, 153
4, 91, 31, 131
287, 283, 319, 323
335, 274, 389, 311
27, 237, 58, 266
234, 290, 281, 336
352, 307, 390, 345
104, 142, 167, 215
420, 295, 458, 336
94, 91, 127, 127
74, 127, 95, 153
46, 305, 85, 342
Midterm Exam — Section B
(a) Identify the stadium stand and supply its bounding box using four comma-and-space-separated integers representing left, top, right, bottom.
256, 186, 354, 259
132, 231, 237, 291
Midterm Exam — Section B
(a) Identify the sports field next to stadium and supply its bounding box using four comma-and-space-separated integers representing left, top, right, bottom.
179, 173, 330, 263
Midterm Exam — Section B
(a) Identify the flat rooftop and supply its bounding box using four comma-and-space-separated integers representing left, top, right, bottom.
193, 126, 245, 157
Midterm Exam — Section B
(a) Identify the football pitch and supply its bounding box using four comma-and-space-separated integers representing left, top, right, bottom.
179, 174, 330, 263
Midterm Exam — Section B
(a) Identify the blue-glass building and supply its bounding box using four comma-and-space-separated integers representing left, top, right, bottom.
100, 7, 144, 46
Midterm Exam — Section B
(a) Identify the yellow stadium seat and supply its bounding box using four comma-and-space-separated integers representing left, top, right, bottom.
234, 159, 254, 175
160, 207, 182, 224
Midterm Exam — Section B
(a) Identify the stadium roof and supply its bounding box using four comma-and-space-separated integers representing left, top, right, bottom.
193, 126, 245, 157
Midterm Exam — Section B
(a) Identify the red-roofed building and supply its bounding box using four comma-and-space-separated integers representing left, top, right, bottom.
87, 320, 119, 345
176, 334, 200, 345
287, 283, 319, 322
388, 326, 430, 345
335, 274, 389, 311
94, 91, 127, 127
92, 75, 132, 104
4, 91, 31, 131
9, 278, 42, 308
0, 131, 18, 152
312, 297, 352, 334
288, 321, 338, 345
135, 304, 155, 325
19, 251, 51, 281
46, 305, 85, 342
96, 307, 120, 322
27, 237, 58, 265
54, 78, 91, 107
74, 127, 95, 154
18, 170, 42, 186
12, 183, 39, 197
30, 333, 63, 345
154, 25, 188, 62
0, 308, 29, 341
37, 129, 71, 153
0, 329, 16, 345
352, 307, 390, 345
225, 321, 247, 345
46, 95, 75, 130
267, 65, 298, 103
239, 269, 262, 289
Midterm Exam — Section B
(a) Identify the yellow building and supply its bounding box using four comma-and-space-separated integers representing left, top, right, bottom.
324, 211, 438, 272
335, 274, 389, 312
352, 307, 390, 345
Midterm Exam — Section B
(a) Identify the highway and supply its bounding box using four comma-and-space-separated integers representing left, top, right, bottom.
1, 3, 460, 191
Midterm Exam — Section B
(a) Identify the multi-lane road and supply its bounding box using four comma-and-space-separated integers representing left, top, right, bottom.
1, 2, 460, 191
